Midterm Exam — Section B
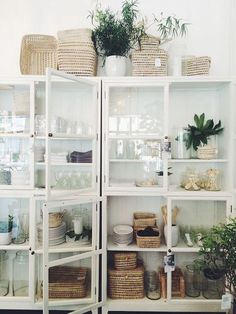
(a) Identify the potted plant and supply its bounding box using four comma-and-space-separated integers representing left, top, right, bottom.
194, 218, 236, 311
89, 0, 146, 76
184, 113, 224, 159
0, 215, 13, 245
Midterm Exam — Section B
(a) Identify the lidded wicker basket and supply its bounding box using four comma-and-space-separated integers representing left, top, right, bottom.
113, 252, 137, 270
57, 28, 97, 76
132, 35, 167, 76
20, 34, 57, 75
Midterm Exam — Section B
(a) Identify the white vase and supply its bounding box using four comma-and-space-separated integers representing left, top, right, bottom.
164, 224, 179, 247
105, 56, 127, 76
167, 39, 187, 76
0, 232, 12, 245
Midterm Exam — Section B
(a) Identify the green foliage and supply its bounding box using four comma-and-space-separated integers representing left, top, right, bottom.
195, 218, 236, 299
154, 13, 189, 43
89, 0, 146, 58
0, 215, 13, 233
184, 113, 224, 151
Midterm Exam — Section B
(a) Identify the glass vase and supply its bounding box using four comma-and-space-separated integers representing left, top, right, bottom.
172, 128, 191, 159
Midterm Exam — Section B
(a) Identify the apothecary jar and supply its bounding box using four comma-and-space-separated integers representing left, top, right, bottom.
0, 250, 9, 296
13, 251, 29, 296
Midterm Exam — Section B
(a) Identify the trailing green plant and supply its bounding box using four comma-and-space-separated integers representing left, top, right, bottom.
154, 13, 189, 44
89, 0, 146, 58
0, 215, 13, 233
194, 218, 236, 300
184, 113, 224, 151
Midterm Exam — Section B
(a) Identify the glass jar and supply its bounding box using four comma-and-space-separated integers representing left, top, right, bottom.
172, 127, 191, 159
13, 251, 29, 296
145, 271, 161, 300
202, 275, 224, 299
184, 264, 200, 297
205, 168, 221, 191
0, 251, 9, 296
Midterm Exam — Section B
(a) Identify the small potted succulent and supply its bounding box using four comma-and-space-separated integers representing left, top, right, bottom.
0, 215, 13, 245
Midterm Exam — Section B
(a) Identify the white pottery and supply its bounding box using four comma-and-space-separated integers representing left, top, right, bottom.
73, 215, 83, 235
0, 232, 12, 245
105, 56, 127, 76
164, 224, 179, 247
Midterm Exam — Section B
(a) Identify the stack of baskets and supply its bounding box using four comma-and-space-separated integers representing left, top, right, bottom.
182, 56, 211, 76
48, 266, 88, 298
132, 35, 168, 76
133, 212, 161, 248
108, 252, 144, 299
57, 28, 97, 76
20, 34, 57, 75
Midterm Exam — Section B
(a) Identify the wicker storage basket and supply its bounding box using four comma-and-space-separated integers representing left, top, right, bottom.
182, 56, 211, 76
48, 266, 88, 298
132, 36, 167, 76
48, 212, 64, 228
133, 212, 156, 228
136, 227, 161, 248
159, 267, 185, 298
20, 34, 57, 75
108, 265, 144, 299
114, 252, 137, 270
57, 28, 97, 76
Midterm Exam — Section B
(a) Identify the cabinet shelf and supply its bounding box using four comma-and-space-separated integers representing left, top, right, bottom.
109, 159, 158, 163
0, 133, 30, 138
108, 134, 163, 140
169, 159, 228, 163
35, 241, 93, 253
108, 237, 166, 252
35, 162, 92, 166
168, 185, 232, 197
0, 242, 30, 250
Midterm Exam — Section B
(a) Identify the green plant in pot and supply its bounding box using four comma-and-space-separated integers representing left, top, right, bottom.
184, 113, 224, 159
0, 215, 13, 245
194, 218, 236, 308
89, 0, 146, 76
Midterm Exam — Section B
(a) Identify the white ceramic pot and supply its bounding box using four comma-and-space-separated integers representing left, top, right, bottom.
164, 224, 179, 247
105, 56, 127, 76
0, 232, 12, 245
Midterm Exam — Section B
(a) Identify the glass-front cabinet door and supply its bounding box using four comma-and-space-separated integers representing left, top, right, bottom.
39, 197, 105, 314
45, 69, 100, 200
103, 79, 168, 194
0, 81, 34, 189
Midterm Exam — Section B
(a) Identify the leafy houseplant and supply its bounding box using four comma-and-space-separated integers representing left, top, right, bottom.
195, 218, 236, 307
184, 113, 224, 152
90, 0, 145, 58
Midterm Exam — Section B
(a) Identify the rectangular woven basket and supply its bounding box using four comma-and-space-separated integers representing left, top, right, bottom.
48, 266, 88, 299
133, 212, 156, 228
159, 267, 185, 298
108, 265, 144, 299
20, 34, 57, 75
113, 252, 137, 270
136, 227, 161, 248
182, 56, 211, 76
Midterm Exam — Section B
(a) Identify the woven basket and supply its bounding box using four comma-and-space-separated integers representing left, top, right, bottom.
132, 37, 168, 76
108, 265, 144, 299
57, 28, 97, 76
182, 56, 211, 76
48, 266, 88, 299
133, 212, 156, 228
20, 34, 57, 75
159, 267, 185, 298
114, 252, 137, 270
48, 212, 64, 228
136, 227, 161, 248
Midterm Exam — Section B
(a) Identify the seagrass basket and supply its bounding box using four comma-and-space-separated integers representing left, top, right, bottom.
20, 34, 57, 75
132, 36, 167, 76
108, 265, 144, 299
182, 56, 211, 76
133, 212, 156, 228
113, 252, 137, 270
159, 267, 185, 298
136, 227, 161, 248
48, 266, 88, 298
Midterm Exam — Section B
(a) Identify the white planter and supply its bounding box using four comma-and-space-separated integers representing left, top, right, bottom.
105, 56, 127, 76
0, 232, 12, 245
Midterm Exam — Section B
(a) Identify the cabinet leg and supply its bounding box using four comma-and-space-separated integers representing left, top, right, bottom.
101, 306, 108, 314
92, 309, 98, 314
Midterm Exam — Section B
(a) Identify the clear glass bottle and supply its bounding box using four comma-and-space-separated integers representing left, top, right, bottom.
184, 264, 200, 297
13, 251, 29, 296
0, 250, 9, 296
145, 271, 161, 300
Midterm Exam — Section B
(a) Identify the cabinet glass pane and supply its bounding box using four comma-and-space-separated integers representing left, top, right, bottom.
35, 200, 94, 251
0, 138, 31, 187
0, 197, 30, 246
108, 86, 164, 136
36, 253, 95, 304
0, 84, 30, 134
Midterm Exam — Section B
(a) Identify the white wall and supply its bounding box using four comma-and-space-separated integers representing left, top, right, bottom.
0, 0, 232, 77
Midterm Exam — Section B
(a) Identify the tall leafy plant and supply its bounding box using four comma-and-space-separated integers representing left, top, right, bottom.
184, 113, 224, 151
89, 0, 146, 58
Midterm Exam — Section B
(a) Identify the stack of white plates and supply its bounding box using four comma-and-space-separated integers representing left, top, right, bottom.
112, 224, 133, 246
37, 221, 66, 246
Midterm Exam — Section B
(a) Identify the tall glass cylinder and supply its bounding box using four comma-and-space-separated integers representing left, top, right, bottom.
172, 128, 190, 159
0, 251, 9, 296
13, 251, 29, 296
184, 264, 200, 297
